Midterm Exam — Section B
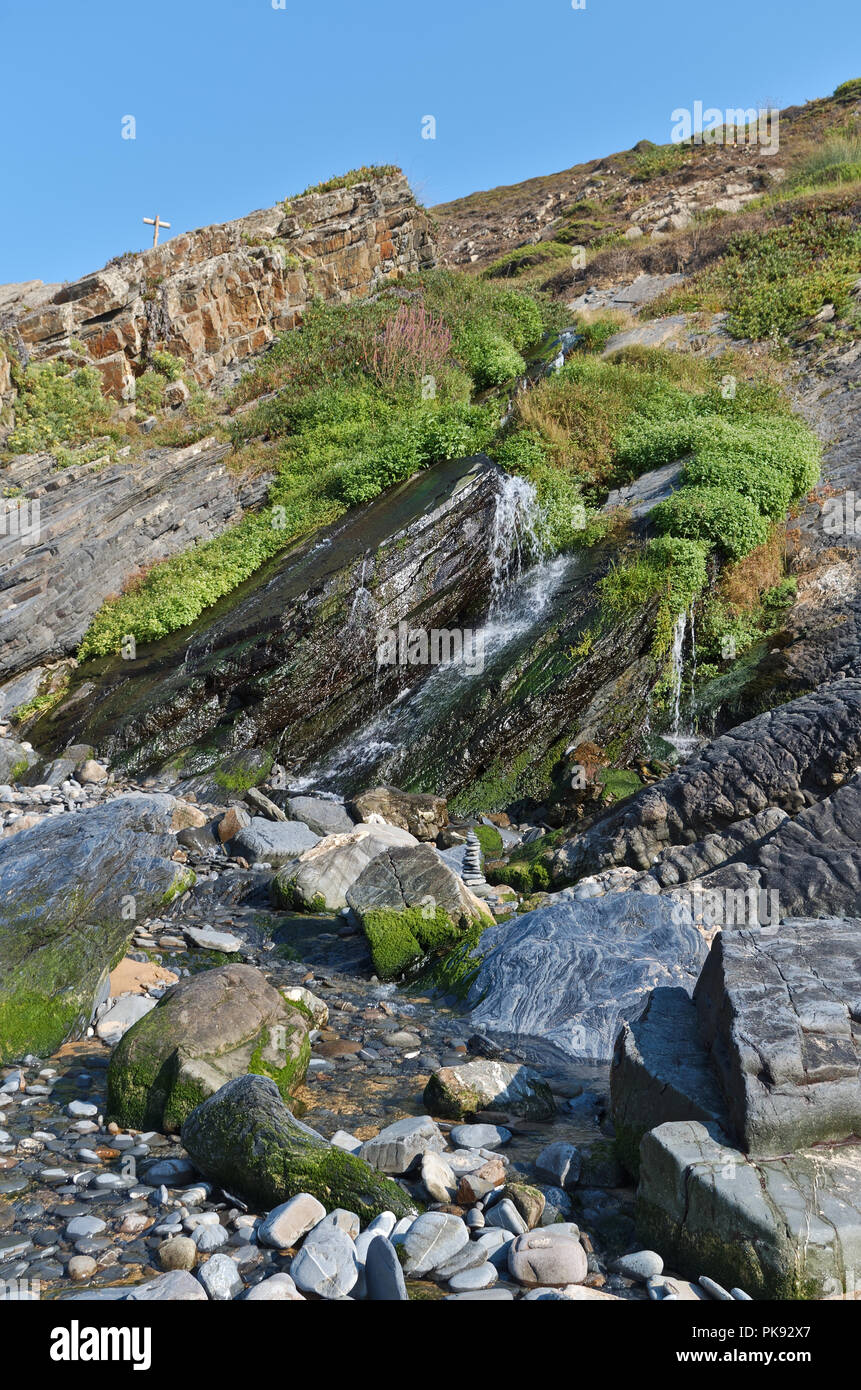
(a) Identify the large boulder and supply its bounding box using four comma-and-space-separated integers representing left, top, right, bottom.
273, 823, 417, 912
610, 987, 727, 1176
0, 736, 36, 784
181, 1074, 417, 1220
107, 964, 310, 1133
0, 794, 192, 1062
347, 842, 488, 921
284, 795, 355, 838
232, 817, 319, 866
423, 1059, 555, 1121
347, 843, 491, 979
468, 894, 707, 1066
348, 786, 448, 841
637, 1119, 861, 1300
695, 918, 861, 1154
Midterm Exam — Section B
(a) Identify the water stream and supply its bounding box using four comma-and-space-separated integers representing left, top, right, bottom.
290, 474, 582, 793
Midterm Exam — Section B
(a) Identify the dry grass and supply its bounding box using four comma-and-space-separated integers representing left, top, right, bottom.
715, 529, 786, 611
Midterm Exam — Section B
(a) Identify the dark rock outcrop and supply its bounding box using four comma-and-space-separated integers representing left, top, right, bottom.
0, 437, 269, 687
553, 680, 861, 882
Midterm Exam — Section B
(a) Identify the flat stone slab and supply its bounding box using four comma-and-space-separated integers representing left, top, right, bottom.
638, 1120, 861, 1300
233, 816, 319, 865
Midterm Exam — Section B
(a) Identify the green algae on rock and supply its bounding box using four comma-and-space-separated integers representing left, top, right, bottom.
107, 963, 310, 1133
182, 1073, 418, 1220
0, 793, 190, 1064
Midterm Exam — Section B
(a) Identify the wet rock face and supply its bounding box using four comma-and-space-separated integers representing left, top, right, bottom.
695, 919, 861, 1154
33, 455, 503, 780
0, 173, 434, 407
553, 680, 861, 882
106, 963, 311, 1133
468, 894, 707, 1066
0, 438, 269, 686
0, 793, 189, 1063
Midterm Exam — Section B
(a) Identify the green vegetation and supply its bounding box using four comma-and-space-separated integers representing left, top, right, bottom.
629, 140, 695, 182
648, 205, 861, 339
833, 78, 861, 100
474, 824, 503, 857
79, 273, 557, 657
600, 536, 710, 656
361, 905, 465, 981
287, 165, 400, 201
7, 359, 113, 454
790, 134, 861, 190
249, 1024, 312, 1105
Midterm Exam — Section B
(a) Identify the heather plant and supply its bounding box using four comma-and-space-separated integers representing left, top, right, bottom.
360, 301, 452, 396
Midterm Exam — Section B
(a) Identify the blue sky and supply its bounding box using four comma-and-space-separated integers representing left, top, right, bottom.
2, 0, 858, 284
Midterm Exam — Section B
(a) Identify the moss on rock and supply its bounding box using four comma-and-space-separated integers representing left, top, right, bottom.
107, 964, 310, 1132
182, 1073, 417, 1221
362, 905, 461, 981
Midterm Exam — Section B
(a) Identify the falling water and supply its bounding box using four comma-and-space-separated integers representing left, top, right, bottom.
665, 607, 702, 760
289, 474, 576, 792
670, 609, 687, 735
488, 473, 545, 611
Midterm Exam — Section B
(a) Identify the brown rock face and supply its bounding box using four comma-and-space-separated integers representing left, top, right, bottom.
0, 172, 434, 410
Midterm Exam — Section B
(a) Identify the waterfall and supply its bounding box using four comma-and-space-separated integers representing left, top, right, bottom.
289, 473, 575, 793
488, 473, 545, 612
665, 606, 702, 761
670, 609, 687, 735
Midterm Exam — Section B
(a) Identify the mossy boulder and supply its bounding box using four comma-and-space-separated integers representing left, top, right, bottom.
107, 964, 310, 1133
346, 842, 491, 980
0, 736, 37, 785
182, 1073, 418, 1221
0, 793, 190, 1062
362, 905, 463, 980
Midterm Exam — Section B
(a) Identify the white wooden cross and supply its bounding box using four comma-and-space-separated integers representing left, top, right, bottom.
142, 214, 171, 247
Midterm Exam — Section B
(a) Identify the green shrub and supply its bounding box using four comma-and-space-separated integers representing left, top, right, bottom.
8, 360, 112, 453
135, 370, 166, 414
453, 322, 525, 387
652, 485, 771, 560
149, 350, 185, 380
288, 165, 401, 199
651, 206, 861, 339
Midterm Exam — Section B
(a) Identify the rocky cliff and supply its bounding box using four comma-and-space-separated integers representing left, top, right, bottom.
0, 171, 434, 418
